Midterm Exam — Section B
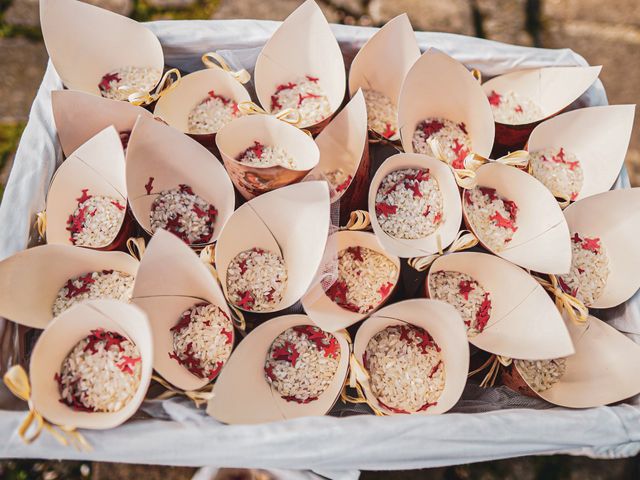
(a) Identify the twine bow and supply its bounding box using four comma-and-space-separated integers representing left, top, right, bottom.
427, 138, 478, 189
126, 237, 147, 261
340, 354, 385, 416
237, 101, 302, 127
122, 68, 181, 106
35, 211, 47, 239
466, 150, 530, 171
534, 274, 589, 325
151, 374, 214, 408
408, 230, 479, 272
343, 210, 371, 231
198, 245, 246, 332
201, 52, 251, 84
468, 354, 512, 388
3, 365, 91, 450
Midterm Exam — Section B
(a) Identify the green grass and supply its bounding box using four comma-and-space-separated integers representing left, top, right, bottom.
131, 0, 221, 22
0, 122, 25, 203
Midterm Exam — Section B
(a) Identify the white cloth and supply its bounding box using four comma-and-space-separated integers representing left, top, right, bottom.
0, 20, 637, 471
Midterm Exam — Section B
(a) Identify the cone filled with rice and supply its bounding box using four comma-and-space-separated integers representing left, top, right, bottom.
40, 0, 164, 103
216, 114, 320, 200
0, 244, 138, 329
132, 230, 235, 391
352, 299, 468, 415
302, 230, 400, 332
502, 314, 640, 408
126, 115, 235, 246
462, 162, 571, 273
253, 0, 345, 133
215, 181, 330, 313
368, 153, 462, 259
44, 126, 132, 251
348, 14, 420, 142
526, 105, 635, 204
398, 49, 494, 171
207, 314, 349, 424
28, 299, 153, 429
427, 251, 574, 359
481, 65, 601, 155
559, 188, 640, 308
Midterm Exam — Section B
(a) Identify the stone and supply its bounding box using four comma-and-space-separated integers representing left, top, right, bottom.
0, 38, 49, 123
542, 20, 640, 187
212, 0, 341, 23
368, 0, 474, 35
476, 0, 532, 46
91, 463, 196, 480
544, 0, 640, 28
3, 0, 133, 28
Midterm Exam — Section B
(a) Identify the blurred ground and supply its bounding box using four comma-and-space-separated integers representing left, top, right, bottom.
0, 0, 638, 478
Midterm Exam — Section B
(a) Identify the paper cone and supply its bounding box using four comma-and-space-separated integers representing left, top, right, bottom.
510, 315, 640, 408
527, 105, 635, 201
368, 153, 462, 259
309, 89, 368, 205
132, 230, 233, 391
562, 188, 640, 308
215, 181, 330, 312
301, 231, 401, 332
463, 163, 571, 274
0, 245, 138, 329
40, 0, 164, 97
353, 299, 469, 415
45, 126, 128, 249
253, 0, 346, 130
348, 14, 419, 141
29, 299, 153, 429
483, 66, 602, 153
52, 90, 153, 157
207, 314, 349, 424
153, 68, 251, 150
215, 114, 320, 200
125, 115, 235, 245
427, 252, 574, 359
398, 49, 494, 158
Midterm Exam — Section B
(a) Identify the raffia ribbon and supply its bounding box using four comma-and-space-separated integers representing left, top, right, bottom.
3, 365, 91, 450
466, 150, 530, 170
468, 354, 512, 388
340, 353, 385, 416
122, 68, 181, 106
237, 101, 302, 127
35, 211, 47, 239
408, 230, 479, 272
534, 274, 589, 325
150, 374, 214, 408
126, 236, 146, 261
343, 210, 371, 231
198, 244, 246, 332
201, 51, 251, 84
428, 138, 477, 189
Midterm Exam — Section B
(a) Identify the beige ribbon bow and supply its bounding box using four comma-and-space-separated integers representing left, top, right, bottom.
238, 101, 303, 128
408, 230, 479, 272
534, 274, 589, 325
3, 365, 91, 450
123, 68, 181, 106
342, 210, 371, 231
340, 353, 385, 416
201, 51, 251, 84
468, 354, 513, 388
35, 211, 47, 239
126, 236, 147, 261
150, 374, 215, 408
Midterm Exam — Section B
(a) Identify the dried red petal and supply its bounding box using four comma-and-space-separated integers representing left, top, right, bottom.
488, 90, 502, 106
490, 212, 518, 232
306, 75, 319, 83
298, 92, 322, 106
323, 338, 340, 359
237, 290, 255, 310
378, 282, 394, 299
326, 279, 349, 305
582, 237, 601, 253
451, 139, 469, 170
382, 123, 396, 139
417, 401, 438, 412
421, 119, 445, 138
179, 184, 195, 195
405, 179, 423, 198
377, 398, 410, 414
207, 361, 224, 381
117, 356, 141, 375
192, 204, 208, 218
264, 363, 277, 381
458, 280, 475, 300
375, 202, 397, 217
99, 72, 121, 92
475, 293, 491, 332
145, 177, 154, 195
270, 95, 282, 111
514, 105, 523, 113
281, 395, 318, 404
457, 122, 468, 134
479, 187, 498, 201
571, 233, 582, 244
76, 189, 92, 203
335, 175, 352, 193
276, 82, 297, 93
111, 200, 126, 211
429, 360, 443, 379
347, 246, 364, 262
220, 328, 233, 346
